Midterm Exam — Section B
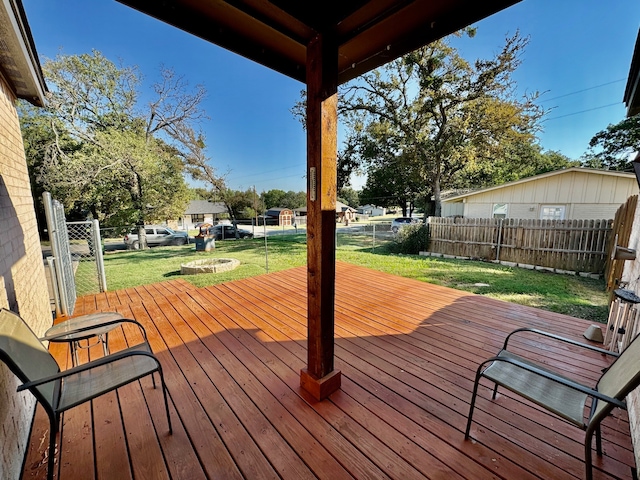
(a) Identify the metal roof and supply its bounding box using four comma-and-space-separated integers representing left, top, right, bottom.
443, 167, 637, 202
116, 0, 519, 85
184, 200, 227, 214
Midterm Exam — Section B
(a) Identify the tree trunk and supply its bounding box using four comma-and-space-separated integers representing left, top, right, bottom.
129, 169, 148, 249
433, 176, 442, 217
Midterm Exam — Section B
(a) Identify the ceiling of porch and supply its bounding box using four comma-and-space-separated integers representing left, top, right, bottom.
116, 0, 520, 84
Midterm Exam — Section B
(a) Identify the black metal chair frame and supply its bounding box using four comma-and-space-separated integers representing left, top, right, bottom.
0, 308, 172, 480
464, 327, 639, 480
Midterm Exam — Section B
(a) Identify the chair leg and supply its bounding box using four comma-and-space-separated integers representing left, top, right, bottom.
492, 383, 499, 400
585, 434, 594, 480
595, 424, 602, 456
47, 416, 58, 480
465, 372, 482, 439
157, 366, 172, 434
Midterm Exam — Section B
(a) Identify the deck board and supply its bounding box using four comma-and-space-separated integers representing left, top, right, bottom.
22, 264, 635, 480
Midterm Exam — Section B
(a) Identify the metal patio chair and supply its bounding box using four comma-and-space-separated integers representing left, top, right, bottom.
0, 308, 172, 480
465, 327, 640, 480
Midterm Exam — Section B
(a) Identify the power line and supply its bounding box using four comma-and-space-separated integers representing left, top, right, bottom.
543, 102, 620, 121
539, 79, 625, 103
227, 163, 304, 182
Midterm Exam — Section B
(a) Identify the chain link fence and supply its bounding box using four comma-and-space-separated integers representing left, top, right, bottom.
66, 221, 107, 296
336, 222, 396, 252
43, 192, 107, 316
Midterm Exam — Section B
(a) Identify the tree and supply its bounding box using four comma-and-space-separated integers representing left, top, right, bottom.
19, 51, 214, 245
359, 157, 424, 216
261, 189, 287, 209
338, 187, 360, 208
456, 143, 578, 189
339, 30, 543, 216
587, 114, 640, 170
280, 190, 307, 209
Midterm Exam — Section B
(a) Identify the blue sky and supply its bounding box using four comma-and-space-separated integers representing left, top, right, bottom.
22, 0, 640, 193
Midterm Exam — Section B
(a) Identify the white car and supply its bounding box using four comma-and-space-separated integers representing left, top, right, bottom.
390, 217, 418, 233
124, 225, 189, 249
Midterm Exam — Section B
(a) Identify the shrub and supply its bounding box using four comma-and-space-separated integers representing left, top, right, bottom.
396, 223, 428, 254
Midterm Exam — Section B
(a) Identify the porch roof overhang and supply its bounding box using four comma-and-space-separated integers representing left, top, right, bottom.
0, 0, 46, 106
625, 28, 640, 117
115, 0, 519, 86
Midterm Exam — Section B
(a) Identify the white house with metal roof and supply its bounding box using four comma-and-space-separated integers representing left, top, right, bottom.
441, 167, 638, 220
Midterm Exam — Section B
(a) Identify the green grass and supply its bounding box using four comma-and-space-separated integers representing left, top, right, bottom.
103, 236, 608, 322
104, 236, 307, 290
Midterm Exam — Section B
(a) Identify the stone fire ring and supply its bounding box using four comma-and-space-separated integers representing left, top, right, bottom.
180, 258, 240, 275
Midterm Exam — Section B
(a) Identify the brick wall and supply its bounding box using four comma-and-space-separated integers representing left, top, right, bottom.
0, 74, 52, 480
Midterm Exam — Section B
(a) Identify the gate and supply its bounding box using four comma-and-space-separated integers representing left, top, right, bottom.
43, 192, 107, 316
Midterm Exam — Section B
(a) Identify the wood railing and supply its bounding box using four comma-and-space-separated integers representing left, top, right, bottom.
427, 217, 613, 274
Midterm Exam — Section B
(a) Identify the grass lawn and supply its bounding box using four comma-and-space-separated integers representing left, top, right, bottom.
103, 235, 609, 322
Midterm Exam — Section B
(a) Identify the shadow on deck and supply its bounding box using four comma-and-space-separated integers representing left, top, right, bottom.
22, 263, 635, 479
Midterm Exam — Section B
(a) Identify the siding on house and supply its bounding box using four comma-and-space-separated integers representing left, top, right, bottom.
443, 169, 638, 220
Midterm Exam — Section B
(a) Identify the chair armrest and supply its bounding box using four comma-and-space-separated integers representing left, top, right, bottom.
17, 343, 158, 391
503, 327, 617, 357
479, 352, 626, 409
40, 317, 148, 342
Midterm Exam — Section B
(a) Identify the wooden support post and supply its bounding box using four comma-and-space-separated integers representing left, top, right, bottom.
300, 32, 341, 401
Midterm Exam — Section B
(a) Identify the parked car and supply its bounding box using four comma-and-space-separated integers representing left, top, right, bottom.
124, 225, 189, 249
390, 217, 418, 233
208, 224, 253, 240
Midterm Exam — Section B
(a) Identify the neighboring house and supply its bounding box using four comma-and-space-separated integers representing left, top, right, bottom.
356, 204, 386, 216
265, 207, 294, 226
336, 201, 356, 223
178, 200, 227, 230
0, 1, 50, 478
441, 167, 639, 220
294, 204, 356, 223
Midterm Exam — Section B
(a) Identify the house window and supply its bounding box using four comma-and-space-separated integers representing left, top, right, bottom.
540, 205, 565, 220
492, 203, 508, 219
192, 214, 204, 223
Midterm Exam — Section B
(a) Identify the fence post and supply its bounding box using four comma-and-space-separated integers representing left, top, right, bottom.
496, 218, 503, 262
372, 223, 376, 252
264, 214, 269, 273
43, 192, 69, 316
93, 219, 107, 292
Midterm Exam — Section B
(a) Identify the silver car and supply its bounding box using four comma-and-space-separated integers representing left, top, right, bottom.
390, 217, 418, 233
124, 225, 189, 249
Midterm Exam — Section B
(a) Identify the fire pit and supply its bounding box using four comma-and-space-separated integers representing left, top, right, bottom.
180, 258, 240, 275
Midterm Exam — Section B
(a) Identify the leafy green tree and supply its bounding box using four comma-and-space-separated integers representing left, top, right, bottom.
19, 51, 212, 246
587, 114, 640, 170
457, 143, 578, 188
359, 157, 424, 216
280, 190, 306, 209
338, 187, 360, 208
339, 30, 543, 216
261, 189, 287, 209
260, 189, 306, 210
220, 188, 258, 220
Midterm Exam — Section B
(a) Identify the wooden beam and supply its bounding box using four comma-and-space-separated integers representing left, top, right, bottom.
300, 31, 341, 400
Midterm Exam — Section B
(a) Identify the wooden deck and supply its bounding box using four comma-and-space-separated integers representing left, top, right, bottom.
22, 263, 635, 479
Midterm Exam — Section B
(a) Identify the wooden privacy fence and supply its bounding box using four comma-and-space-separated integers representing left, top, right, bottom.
428, 217, 613, 274
605, 195, 638, 291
